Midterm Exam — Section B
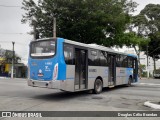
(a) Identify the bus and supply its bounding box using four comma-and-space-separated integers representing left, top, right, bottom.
28, 37, 138, 94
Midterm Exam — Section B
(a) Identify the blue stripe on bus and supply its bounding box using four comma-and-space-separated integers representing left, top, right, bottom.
88, 76, 108, 79
66, 76, 109, 80
66, 78, 74, 80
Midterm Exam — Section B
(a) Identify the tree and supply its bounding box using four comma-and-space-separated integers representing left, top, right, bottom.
140, 4, 160, 33
130, 11, 150, 61
22, 0, 137, 46
125, 8, 152, 78
133, 4, 160, 71
148, 32, 160, 70
139, 64, 146, 77
122, 14, 150, 66
5, 50, 21, 64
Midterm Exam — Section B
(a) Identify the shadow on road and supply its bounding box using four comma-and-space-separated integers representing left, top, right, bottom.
102, 84, 136, 92
32, 91, 90, 101
32, 85, 135, 101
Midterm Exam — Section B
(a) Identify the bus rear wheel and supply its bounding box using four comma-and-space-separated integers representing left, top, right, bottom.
94, 79, 103, 94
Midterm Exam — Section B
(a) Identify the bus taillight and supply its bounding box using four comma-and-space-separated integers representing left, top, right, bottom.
53, 63, 58, 80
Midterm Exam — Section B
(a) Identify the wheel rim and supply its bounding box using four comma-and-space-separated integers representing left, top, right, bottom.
128, 78, 131, 86
96, 80, 102, 92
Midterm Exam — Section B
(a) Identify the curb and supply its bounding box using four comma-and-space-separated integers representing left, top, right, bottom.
0, 77, 9, 79
0, 77, 27, 80
144, 101, 160, 109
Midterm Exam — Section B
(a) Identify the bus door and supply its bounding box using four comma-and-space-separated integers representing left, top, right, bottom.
75, 48, 88, 90
108, 54, 116, 87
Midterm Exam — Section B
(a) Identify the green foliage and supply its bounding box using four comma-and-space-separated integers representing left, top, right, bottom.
132, 4, 160, 58
132, 15, 149, 36
139, 64, 146, 71
141, 71, 147, 77
4, 50, 21, 64
139, 64, 147, 77
141, 4, 160, 58
22, 0, 137, 47
148, 32, 160, 58
120, 32, 149, 47
140, 4, 160, 32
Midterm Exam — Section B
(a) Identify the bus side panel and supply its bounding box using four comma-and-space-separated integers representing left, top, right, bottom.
116, 67, 126, 85
60, 65, 75, 92
88, 66, 108, 89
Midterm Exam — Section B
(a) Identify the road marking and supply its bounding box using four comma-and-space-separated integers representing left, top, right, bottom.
144, 101, 160, 109
138, 83, 160, 86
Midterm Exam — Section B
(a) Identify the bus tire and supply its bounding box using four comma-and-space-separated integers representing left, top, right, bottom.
94, 79, 103, 94
127, 77, 132, 87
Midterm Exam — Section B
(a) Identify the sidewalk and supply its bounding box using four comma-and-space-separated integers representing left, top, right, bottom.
139, 77, 156, 80
0, 77, 27, 80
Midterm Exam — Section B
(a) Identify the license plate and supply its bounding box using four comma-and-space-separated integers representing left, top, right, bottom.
38, 73, 43, 77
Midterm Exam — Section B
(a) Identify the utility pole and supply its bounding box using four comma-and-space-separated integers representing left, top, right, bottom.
11, 42, 15, 79
53, 17, 56, 38
146, 45, 149, 79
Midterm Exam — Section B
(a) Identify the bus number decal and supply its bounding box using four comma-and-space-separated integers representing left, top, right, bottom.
120, 70, 125, 73
45, 62, 52, 65
89, 69, 97, 72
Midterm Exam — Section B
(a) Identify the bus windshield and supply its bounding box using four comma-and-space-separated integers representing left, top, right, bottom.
30, 40, 56, 57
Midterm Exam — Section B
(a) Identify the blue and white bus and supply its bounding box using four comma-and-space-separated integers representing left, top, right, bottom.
28, 38, 138, 94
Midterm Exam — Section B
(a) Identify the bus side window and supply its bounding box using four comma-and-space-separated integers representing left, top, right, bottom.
89, 50, 98, 66
120, 55, 124, 67
122, 55, 128, 67
116, 55, 121, 67
64, 44, 74, 65
99, 51, 108, 66
128, 57, 133, 68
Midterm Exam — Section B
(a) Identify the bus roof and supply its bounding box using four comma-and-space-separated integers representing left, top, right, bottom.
34, 37, 137, 58
127, 54, 138, 58
64, 39, 137, 58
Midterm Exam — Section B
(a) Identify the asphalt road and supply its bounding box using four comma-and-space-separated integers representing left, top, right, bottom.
0, 78, 160, 120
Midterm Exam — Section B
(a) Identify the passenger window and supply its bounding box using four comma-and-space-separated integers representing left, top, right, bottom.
122, 56, 128, 67
99, 51, 108, 66
116, 55, 121, 67
89, 50, 98, 66
128, 57, 133, 68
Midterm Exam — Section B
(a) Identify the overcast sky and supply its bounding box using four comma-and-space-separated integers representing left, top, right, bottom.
0, 0, 160, 64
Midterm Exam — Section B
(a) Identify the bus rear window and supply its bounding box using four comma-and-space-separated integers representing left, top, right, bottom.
30, 40, 55, 57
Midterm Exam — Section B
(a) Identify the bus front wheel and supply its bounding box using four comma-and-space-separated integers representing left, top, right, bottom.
94, 79, 103, 94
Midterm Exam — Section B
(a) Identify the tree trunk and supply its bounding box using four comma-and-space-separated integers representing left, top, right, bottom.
153, 55, 156, 71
